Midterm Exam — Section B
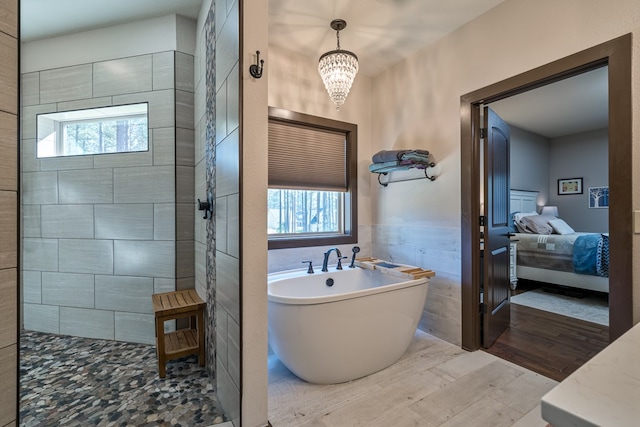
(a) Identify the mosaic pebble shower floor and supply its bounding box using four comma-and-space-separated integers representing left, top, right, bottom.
20, 331, 227, 427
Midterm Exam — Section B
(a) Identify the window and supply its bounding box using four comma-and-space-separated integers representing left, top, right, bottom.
36, 103, 149, 158
268, 107, 358, 249
268, 189, 343, 234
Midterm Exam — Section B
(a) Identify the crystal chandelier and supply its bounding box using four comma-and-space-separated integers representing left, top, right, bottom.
318, 19, 359, 110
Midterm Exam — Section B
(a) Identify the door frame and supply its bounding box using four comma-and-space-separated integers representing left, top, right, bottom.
460, 34, 633, 351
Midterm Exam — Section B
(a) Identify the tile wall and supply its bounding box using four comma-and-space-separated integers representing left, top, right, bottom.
21, 51, 195, 345
195, 0, 242, 422
372, 224, 462, 345
214, 0, 241, 423
0, 0, 18, 423
194, 5, 211, 316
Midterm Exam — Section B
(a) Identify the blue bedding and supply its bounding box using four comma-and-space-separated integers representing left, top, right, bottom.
573, 234, 609, 277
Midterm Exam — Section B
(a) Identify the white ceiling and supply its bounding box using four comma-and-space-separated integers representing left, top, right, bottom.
20, 0, 608, 138
490, 66, 608, 138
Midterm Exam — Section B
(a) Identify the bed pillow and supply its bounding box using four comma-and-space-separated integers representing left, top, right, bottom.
514, 221, 528, 233
513, 211, 539, 233
513, 211, 538, 223
549, 218, 575, 235
519, 214, 557, 234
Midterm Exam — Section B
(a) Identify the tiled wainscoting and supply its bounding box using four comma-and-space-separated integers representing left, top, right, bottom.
21, 50, 195, 344
372, 223, 462, 345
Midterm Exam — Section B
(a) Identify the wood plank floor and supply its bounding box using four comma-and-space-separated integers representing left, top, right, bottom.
269, 329, 556, 427
484, 302, 609, 382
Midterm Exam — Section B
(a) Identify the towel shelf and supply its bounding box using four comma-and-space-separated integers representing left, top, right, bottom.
375, 163, 436, 186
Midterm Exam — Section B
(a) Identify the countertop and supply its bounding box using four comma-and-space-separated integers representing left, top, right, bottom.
541, 321, 640, 426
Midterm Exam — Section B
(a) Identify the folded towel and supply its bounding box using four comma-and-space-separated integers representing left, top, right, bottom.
368, 159, 428, 173
369, 160, 405, 172
371, 149, 429, 163
400, 150, 430, 163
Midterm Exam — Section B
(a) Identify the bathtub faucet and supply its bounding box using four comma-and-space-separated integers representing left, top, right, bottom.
322, 248, 342, 272
349, 246, 361, 268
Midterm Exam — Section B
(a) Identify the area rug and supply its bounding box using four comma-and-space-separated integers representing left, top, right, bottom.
511, 289, 609, 326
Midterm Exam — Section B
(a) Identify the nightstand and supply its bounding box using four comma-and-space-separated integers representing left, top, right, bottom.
509, 240, 518, 290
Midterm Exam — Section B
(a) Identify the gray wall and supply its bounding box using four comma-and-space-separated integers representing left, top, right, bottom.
549, 128, 608, 232
509, 125, 608, 232
509, 126, 550, 208
21, 51, 195, 344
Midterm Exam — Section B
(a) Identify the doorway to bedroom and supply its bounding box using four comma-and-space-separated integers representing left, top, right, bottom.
478, 68, 612, 380
460, 35, 633, 380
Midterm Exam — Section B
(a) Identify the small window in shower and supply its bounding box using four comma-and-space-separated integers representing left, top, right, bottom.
36, 103, 149, 158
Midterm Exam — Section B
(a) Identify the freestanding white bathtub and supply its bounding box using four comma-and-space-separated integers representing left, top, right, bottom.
267, 266, 430, 384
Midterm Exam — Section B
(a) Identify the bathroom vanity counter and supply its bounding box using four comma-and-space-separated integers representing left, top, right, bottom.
541, 321, 640, 426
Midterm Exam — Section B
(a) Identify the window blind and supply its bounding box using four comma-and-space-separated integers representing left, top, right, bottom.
268, 120, 348, 192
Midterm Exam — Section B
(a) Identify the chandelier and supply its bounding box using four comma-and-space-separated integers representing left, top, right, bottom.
318, 19, 359, 110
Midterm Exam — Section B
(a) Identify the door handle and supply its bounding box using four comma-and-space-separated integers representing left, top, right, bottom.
505, 233, 516, 237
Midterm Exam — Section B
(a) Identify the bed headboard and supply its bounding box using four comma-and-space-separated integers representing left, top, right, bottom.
510, 189, 538, 213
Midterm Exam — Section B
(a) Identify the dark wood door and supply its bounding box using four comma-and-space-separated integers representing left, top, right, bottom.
482, 106, 512, 348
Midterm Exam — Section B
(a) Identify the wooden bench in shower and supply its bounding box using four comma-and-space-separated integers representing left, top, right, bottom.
152, 289, 206, 378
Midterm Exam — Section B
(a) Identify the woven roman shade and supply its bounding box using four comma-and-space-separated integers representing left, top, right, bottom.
268, 120, 347, 192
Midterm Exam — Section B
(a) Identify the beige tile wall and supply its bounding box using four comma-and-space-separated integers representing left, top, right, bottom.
0, 269, 17, 359
0, 0, 18, 423
21, 51, 195, 345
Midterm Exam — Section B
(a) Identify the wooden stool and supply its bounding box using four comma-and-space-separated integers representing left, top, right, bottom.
152, 289, 206, 378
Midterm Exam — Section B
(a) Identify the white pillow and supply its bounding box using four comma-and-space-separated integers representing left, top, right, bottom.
549, 218, 575, 235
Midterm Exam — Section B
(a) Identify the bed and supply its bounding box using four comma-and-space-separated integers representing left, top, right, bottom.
510, 190, 609, 294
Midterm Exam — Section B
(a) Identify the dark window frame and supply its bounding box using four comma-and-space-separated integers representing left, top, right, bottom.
268, 106, 358, 250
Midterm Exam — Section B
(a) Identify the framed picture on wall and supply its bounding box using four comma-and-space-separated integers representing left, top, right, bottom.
558, 177, 583, 195
589, 186, 609, 208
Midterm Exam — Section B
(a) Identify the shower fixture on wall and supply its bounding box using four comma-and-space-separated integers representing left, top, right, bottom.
318, 19, 359, 110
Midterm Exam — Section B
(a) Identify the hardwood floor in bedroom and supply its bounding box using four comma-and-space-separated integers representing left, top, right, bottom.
484, 297, 609, 382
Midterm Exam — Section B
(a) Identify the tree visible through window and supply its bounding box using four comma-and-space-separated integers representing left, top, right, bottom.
62, 116, 148, 156
37, 103, 149, 158
268, 189, 342, 235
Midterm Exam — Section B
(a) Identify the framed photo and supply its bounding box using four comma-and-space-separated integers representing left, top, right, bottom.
558, 178, 583, 195
589, 186, 609, 208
